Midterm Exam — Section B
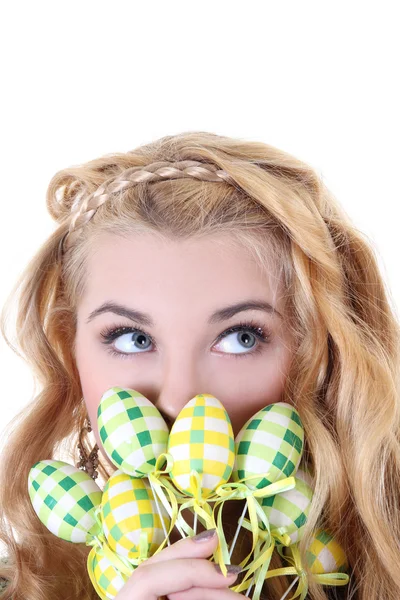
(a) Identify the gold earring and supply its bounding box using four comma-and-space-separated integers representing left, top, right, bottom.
76, 414, 99, 480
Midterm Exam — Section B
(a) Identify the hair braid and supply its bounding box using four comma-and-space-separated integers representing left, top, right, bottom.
61, 159, 235, 253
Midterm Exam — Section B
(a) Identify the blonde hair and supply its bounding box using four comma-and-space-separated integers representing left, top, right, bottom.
1, 131, 399, 600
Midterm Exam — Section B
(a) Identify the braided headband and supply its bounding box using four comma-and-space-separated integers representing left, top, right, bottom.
59, 160, 235, 255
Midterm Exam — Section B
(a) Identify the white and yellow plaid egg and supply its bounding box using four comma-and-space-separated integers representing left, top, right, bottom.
101, 470, 170, 560
307, 528, 348, 574
167, 394, 235, 498
87, 545, 130, 600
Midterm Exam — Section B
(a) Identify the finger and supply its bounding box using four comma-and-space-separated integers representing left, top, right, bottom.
126, 557, 240, 600
168, 587, 242, 600
143, 529, 219, 566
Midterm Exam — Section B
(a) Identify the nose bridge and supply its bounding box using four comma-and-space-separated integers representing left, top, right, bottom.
155, 349, 208, 423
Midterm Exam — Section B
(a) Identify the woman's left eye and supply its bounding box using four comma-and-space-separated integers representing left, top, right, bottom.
99, 320, 271, 360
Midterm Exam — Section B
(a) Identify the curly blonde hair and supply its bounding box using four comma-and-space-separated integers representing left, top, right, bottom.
1, 131, 399, 600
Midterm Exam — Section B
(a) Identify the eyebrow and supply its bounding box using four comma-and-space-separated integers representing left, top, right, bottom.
86, 299, 282, 326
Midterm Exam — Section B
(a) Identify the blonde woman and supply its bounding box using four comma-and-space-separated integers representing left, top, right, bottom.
1, 131, 399, 600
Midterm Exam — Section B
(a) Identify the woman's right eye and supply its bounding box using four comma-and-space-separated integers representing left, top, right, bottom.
113, 329, 153, 353
100, 326, 154, 357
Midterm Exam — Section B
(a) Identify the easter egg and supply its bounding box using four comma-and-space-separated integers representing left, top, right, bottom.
101, 470, 170, 560
97, 386, 169, 477
260, 466, 314, 544
28, 459, 103, 543
233, 402, 304, 489
167, 394, 235, 498
306, 529, 348, 574
87, 545, 130, 600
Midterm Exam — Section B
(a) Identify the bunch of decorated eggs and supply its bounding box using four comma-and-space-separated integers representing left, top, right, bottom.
28, 387, 349, 600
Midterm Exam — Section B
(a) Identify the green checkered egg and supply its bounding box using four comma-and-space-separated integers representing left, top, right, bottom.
28, 460, 103, 543
98, 386, 169, 477
87, 545, 130, 599
101, 470, 170, 560
167, 394, 235, 498
233, 402, 304, 490
260, 466, 314, 544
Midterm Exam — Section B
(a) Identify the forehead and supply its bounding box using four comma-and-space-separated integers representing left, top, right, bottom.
79, 232, 283, 312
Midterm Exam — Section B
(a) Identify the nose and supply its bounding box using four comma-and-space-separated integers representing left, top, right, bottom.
152, 355, 210, 427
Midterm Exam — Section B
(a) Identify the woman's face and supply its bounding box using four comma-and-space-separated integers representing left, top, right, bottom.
75, 232, 295, 471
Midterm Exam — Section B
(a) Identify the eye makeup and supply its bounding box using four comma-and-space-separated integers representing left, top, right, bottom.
99, 318, 272, 361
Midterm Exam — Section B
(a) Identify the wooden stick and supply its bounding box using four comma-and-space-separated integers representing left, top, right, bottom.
193, 511, 198, 536
149, 478, 170, 546
279, 575, 299, 600
229, 503, 248, 558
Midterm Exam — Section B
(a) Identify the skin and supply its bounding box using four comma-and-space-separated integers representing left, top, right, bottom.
114, 530, 241, 600
74, 231, 295, 598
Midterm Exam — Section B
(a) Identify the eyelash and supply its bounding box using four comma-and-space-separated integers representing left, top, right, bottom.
99, 319, 271, 361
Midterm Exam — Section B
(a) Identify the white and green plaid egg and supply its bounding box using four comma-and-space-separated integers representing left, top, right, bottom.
167, 394, 235, 498
28, 459, 103, 543
233, 402, 304, 489
101, 470, 170, 560
97, 386, 169, 477
260, 466, 314, 544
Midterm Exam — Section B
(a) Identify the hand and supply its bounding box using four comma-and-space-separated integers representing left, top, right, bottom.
114, 529, 242, 600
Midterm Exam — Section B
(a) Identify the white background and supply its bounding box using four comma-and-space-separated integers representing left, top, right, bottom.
1, 1, 399, 448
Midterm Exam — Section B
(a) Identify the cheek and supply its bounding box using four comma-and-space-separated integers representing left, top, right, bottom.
76, 329, 146, 405
218, 348, 293, 435
75, 330, 149, 473
78, 359, 121, 473
75, 332, 116, 440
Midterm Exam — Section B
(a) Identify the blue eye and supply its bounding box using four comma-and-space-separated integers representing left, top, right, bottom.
104, 329, 152, 354
100, 319, 271, 360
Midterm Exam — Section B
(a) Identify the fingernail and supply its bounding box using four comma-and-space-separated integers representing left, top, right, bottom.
192, 529, 217, 542
214, 564, 242, 575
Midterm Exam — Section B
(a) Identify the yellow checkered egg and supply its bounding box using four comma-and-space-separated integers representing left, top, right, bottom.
28, 459, 103, 543
260, 466, 314, 544
101, 470, 170, 560
87, 545, 129, 599
97, 386, 169, 477
233, 402, 304, 489
167, 394, 235, 498
306, 529, 348, 574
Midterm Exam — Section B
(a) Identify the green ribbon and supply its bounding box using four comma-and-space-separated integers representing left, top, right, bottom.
212, 475, 296, 571
233, 524, 350, 600
83, 462, 348, 600
232, 522, 292, 600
